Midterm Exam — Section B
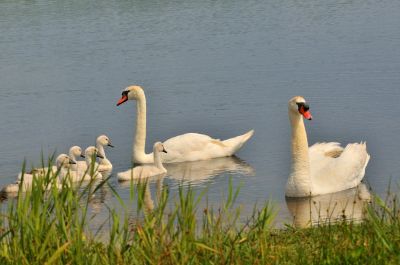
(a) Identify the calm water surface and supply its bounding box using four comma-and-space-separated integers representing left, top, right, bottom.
1, 0, 400, 226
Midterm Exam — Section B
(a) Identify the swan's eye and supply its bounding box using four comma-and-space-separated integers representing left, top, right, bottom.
122, 91, 129, 97
296, 102, 309, 112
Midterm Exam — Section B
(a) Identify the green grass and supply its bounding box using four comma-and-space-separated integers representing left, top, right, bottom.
0, 161, 399, 264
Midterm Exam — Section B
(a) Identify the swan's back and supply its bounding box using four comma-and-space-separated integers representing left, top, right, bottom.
117, 165, 166, 181
160, 131, 254, 163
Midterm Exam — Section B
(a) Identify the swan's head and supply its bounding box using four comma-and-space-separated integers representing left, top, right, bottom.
117, 85, 144, 106
56, 154, 76, 168
69, 146, 84, 158
154, 142, 167, 153
96, 135, 114, 147
85, 146, 104, 159
288, 96, 312, 120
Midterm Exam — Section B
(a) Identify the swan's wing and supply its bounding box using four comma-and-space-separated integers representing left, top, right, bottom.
309, 142, 344, 176
161, 131, 254, 163
162, 133, 222, 162
309, 142, 344, 158
311, 142, 370, 194
163, 133, 215, 153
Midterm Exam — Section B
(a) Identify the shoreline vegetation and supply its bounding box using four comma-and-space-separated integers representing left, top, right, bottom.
0, 161, 399, 264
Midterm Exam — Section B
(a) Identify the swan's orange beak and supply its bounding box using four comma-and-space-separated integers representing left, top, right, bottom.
299, 107, 312, 120
117, 95, 128, 106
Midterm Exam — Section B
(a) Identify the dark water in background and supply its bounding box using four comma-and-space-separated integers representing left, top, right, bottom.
0, 0, 400, 225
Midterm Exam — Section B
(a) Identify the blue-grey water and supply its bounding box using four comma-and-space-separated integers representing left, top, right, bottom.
1, 0, 400, 226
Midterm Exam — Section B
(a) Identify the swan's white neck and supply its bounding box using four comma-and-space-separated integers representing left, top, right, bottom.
69, 150, 77, 163
286, 112, 312, 196
96, 143, 106, 160
85, 155, 97, 168
133, 93, 153, 163
153, 150, 166, 172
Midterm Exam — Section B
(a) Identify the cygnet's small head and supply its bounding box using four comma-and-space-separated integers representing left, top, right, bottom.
96, 135, 114, 147
116, 85, 144, 106
288, 96, 312, 120
85, 146, 104, 159
56, 154, 76, 168
69, 146, 83, 158
154, 142, 167, 153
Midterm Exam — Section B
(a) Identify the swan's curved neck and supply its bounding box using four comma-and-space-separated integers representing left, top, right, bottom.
287, 112, 312, 196
69, 151, 77, 163
133, 93, 148, 162
153, 150, 166, 171
86, 155, 96, 167
96, 143, 106, 160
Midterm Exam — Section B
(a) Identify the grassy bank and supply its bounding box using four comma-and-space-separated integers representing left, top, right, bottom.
0, 168, 399, 264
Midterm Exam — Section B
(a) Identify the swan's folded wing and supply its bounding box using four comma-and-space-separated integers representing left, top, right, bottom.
330, 142, 370, 185
309, 142, 344, 158
163, 133, 226, 162
163, 133, 214, 154
311, 142, 370, 194
309, 142, 343, 174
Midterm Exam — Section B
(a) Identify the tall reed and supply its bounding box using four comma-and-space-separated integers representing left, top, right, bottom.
0, 158, 399, 264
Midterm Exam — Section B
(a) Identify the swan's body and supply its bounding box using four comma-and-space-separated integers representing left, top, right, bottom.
117, 142, 167, 181
286, 96, 370, 197
116, 85, 254, 164
3, 154, 74, 193
62, 146, 103, 182
96, 135, 114, 172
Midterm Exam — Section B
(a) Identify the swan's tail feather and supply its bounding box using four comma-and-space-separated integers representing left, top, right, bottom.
359, 142, 370, 183
222, 129, 254, 155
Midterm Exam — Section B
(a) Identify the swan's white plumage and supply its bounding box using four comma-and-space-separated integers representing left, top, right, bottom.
116, 85, 254, 164
286, 96, 370, 197
117, 142, 167, 181
158, 130, 254, 163
96, 135, 113, 172
62, 146, 103, 182
309, 142, 370, 195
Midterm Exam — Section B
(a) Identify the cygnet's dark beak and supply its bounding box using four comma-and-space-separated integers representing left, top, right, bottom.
108, 143, 114, 148
162, 148, 168, 153
80, 154, 86, 158
69, 160, 76, 165
97, 153, 104, 159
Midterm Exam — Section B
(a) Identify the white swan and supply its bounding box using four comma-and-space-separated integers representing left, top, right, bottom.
117, 142, 167, 181
96, 135, 114, 172
116, 85, 254, 164
286, 96, 370, 197
3, 154, 74, 193
62, 146, 103, 182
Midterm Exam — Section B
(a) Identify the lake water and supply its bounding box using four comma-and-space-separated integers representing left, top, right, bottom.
1, 0, 400, 227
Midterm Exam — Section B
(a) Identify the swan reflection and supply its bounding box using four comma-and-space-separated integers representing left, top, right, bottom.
286, 184, 371, 228
165, 156, 255, 185
118, 173, 167, 214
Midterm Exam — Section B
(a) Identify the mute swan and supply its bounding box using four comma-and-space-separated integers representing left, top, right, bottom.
3, 154, 75, 193
96, 135, 114, 172
286, 96, 370, 197
117, 142, 167, 181
62, 146, 104, 182
116, 85, 254, 164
